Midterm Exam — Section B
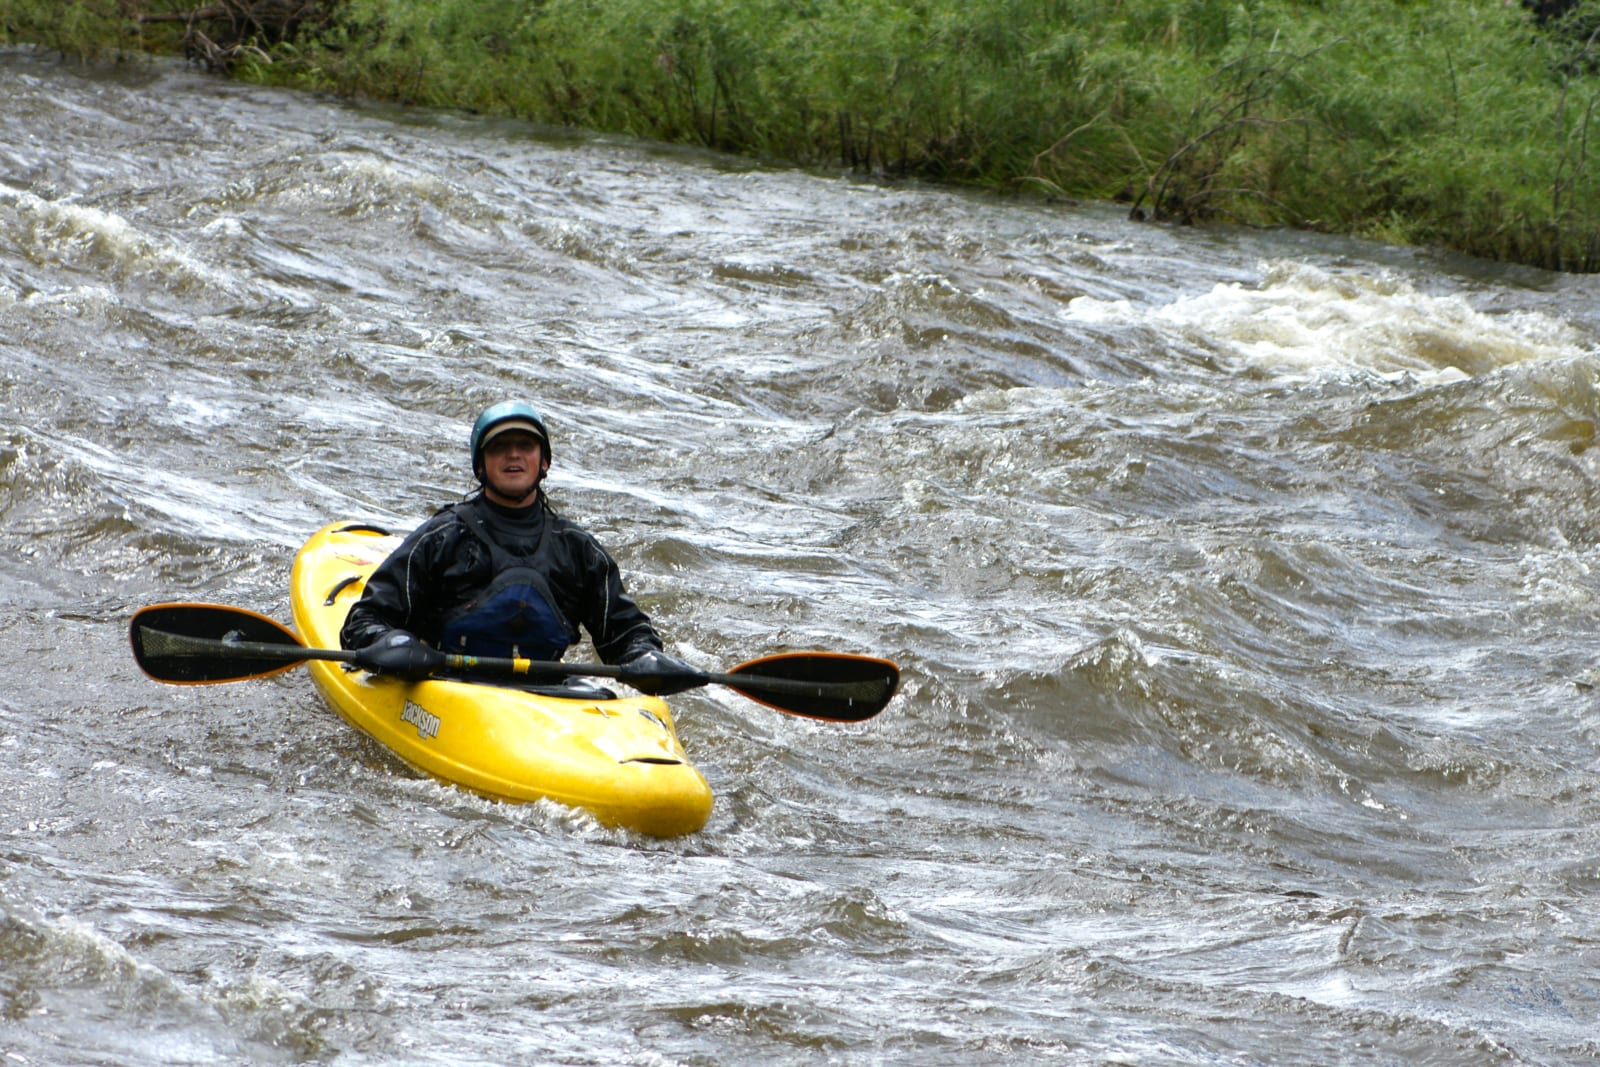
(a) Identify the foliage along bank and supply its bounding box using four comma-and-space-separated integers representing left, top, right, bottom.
6, 0, 1600, 272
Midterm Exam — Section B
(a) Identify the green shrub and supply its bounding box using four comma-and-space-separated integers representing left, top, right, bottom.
8, 0, 1600, 270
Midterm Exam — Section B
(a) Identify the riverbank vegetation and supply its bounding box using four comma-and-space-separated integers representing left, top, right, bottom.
7, 0, 1600, 271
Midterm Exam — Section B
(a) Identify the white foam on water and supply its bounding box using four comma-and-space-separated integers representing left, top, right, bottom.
1, 188, 225, 292
1065, 259, 1592, 382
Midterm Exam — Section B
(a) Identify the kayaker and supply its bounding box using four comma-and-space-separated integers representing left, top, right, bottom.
340, 400, 705, 696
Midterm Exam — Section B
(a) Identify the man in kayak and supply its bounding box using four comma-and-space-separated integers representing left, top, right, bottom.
339, 400, 704, 696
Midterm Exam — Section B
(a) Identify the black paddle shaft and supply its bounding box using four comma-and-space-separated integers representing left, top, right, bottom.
130, 602, 899, 720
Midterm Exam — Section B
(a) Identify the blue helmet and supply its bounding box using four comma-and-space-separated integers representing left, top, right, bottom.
469, 401, 552, 481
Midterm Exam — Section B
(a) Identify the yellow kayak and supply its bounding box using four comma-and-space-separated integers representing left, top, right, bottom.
287, 521, 713, 837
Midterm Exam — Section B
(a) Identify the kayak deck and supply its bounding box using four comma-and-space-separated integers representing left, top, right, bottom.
289, 521, 712, 837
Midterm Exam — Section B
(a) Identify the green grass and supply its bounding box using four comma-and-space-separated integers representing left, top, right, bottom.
7, 0, 1600, 270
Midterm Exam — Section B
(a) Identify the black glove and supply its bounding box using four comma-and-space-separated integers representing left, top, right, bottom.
619, 649, 707, 696
352, 630, 445, 681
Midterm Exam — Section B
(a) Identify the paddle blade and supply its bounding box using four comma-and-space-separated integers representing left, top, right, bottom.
130, 603, 307, 684
724, 652, 900, 722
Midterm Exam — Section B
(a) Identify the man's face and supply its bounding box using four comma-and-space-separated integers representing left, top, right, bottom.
482, 430, 547, 504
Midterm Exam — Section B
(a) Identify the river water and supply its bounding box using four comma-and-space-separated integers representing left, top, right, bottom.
3, 49, 1600, 1065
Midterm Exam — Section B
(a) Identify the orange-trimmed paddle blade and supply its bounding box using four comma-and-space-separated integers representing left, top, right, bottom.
130, 602, 309, 684
720, 652, 899, 721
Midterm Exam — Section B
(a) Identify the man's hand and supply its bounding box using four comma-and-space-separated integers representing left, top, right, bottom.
352, 630, 445, 681
620, 649, 708, 696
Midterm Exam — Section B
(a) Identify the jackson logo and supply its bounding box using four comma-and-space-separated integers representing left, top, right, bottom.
401, 701, 440, 740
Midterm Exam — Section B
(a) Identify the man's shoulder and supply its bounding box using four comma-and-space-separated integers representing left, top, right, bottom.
393, 504, 472, 550
546, 514, 624, 569
426, 500, 472, 524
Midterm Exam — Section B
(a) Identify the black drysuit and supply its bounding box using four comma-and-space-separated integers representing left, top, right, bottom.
339, 493, 664, 665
